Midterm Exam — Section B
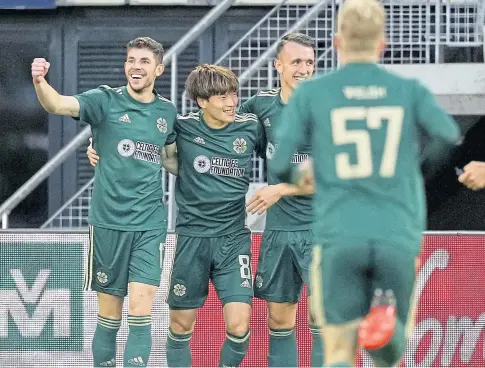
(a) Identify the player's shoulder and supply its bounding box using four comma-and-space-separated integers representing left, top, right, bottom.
177, 111, 200, 122
379, 66, 417, 84
234, 112, 259, 124
254, 88, 281, 98
99, 85, 122, 94
154, 93, 177, 112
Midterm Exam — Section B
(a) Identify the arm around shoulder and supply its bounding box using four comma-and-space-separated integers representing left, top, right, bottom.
162, 142, 178, 176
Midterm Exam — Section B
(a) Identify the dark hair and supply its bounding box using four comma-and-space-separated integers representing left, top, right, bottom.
126, 37, 164, 64
276, 33, 315, 56
185, 64, 239, 102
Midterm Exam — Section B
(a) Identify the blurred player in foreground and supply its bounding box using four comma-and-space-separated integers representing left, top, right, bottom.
32, 37, 177, 367
268, 0, 462, 366
240, 33, 324, 367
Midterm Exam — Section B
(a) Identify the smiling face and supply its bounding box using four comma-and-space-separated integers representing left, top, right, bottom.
124, 47, 164, 94
275, 41, 315, 92
185, 64, 240, 126
198, 92, 239, 125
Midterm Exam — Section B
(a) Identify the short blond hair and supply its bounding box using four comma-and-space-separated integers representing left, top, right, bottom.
185, 64, 239, 102
337, 0, 385, 53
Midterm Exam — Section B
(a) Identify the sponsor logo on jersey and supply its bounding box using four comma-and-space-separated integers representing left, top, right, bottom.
118, 139, 136, 157
193, 155, 245, 177
117, 139, 161, 164
157, 117, 167, 133
291, 152, 309, 164
193, 155, 211, 173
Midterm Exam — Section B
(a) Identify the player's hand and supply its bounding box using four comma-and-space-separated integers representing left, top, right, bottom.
246, 185, 283, 215
296, 159, 314, 189
87, 137, 99, 167
458, 161, 485, 190
31, 58, 50, 84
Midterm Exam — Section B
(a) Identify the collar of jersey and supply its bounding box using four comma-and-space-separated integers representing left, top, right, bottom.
199, 110, 232, 131
122, 85, 159, 106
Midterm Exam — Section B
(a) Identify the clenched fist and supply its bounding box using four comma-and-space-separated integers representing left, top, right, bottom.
31, 58, 50, 84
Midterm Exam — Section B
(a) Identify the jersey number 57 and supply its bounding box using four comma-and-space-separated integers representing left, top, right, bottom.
331, 106, 404, 179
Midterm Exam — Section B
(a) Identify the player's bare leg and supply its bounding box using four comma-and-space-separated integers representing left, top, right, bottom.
220, 302, 251, 367
166, 309, 197, 367
323, 319, 361, 367
123, 282, 158, 367
93, 293, 123, 367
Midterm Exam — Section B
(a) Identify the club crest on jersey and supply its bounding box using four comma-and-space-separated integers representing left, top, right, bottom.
233, 138, 247, 154
263, 118, 271, 128
157, 118, 167, 133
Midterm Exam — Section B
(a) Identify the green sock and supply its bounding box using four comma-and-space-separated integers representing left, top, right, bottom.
329, 363, 352, 367
309, 324, 324, 367
268, 328, 297, 367
218, 331, 250, 367
166, 327, 192, 367
367, 319, 406, 367
92, 315, 121, 367
123, 315, 152, 367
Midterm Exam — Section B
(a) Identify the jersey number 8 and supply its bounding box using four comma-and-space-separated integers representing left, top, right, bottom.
331, 106, 404, 179
238, 255, 251, 279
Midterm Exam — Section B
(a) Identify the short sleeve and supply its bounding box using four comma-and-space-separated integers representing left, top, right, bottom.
166, 110, 178, 145
73, 86, 111, 127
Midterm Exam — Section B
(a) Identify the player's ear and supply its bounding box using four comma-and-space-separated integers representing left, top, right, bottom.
156, 64, 165, 77
334, 33, 342, 51
274, 59, 282, 74
197, 97, 207, 109
377, 37, 387, 56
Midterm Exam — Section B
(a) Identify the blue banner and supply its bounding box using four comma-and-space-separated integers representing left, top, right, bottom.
0, 0, 56, 9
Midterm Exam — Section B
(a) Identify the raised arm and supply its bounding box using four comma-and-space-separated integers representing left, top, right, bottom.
32, 58, 80, 117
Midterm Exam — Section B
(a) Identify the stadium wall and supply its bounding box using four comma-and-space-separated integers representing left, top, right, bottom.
0, 231, 484, 367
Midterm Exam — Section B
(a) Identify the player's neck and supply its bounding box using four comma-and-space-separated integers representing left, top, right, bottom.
126, 84, 155, 103
339, 53, 379, 65
279, 85, 292, 105
202, 111, 230, 129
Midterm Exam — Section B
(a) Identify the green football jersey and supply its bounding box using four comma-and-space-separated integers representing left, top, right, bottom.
174, 110, 265, 236
269, 63, 461, 249
74, 85, 177, 231
240, 88, 312, 231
